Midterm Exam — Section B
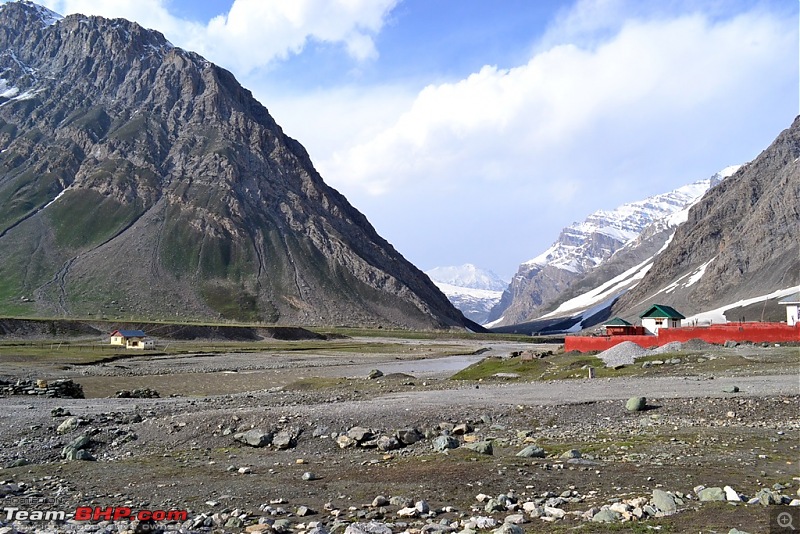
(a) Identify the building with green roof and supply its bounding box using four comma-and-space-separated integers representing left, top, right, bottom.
639, 304, 685, 334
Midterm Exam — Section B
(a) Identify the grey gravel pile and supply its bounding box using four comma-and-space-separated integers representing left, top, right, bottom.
649, 342, 683, 355
596, 342, 649, 367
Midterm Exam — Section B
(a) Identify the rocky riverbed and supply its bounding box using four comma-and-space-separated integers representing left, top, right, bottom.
0, 337, 798, 533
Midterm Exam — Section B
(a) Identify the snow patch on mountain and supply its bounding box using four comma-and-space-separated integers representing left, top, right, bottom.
683, 287, 799, 325
542, 257, 654, 318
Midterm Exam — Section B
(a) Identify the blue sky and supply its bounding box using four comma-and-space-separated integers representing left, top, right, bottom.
17, 0, 800, 279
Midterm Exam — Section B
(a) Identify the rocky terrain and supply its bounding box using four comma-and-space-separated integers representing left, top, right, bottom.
0, 334, 798, 534
0, 1, 473, 330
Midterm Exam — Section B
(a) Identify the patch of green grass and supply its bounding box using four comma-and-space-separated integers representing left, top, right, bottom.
47, 188, 144, 249
451, 352, 602, 381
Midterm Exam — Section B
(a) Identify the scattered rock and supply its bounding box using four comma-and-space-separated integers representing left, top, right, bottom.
697, 487, 726, 501
724, 486, 741, 502
515, 445, 546, 458
722, 385, 740, 393
432, 435, 459, 452
591, 509, 620, 523
234, 429, 274, 448
56, 416, 81, 434
652, 489, 677, 514
273, 428, 299, 450
626, 397, 647, 412
367, 369, 384, 380
464, 441, 493, 455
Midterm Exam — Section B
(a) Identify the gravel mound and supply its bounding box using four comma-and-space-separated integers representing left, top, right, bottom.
596, 341, 649, 367
683, 338, 716, 350
650, 341, 684, 354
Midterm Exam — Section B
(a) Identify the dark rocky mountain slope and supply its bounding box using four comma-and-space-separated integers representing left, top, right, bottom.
614, 116, 800, 318
0, 2, 475, 329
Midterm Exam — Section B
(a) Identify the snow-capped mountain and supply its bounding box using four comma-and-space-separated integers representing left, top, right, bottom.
525, 167, 738, 273
426, 264, 507, 291
426, 265, 507, 324
487, 166, 740, 327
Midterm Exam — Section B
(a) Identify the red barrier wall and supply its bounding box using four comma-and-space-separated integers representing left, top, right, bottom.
565, 323, 799, 353
658, 323, 800, 344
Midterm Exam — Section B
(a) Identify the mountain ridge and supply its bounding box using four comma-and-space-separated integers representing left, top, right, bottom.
488, 167, 738, 327
613, 116, 800, 319
0, 1, 477, 330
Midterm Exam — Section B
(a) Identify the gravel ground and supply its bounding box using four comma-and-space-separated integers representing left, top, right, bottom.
0, 338, 798, 533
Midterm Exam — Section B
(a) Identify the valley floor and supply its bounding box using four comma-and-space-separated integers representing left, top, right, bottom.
0, 335, 798, 533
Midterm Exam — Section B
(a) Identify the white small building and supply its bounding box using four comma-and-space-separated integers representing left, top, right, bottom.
639, 304, 685, 335
778, 292, 800, 326
110, 330, 155, 350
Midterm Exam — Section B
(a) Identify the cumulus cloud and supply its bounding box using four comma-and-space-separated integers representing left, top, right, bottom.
36, 0, 398, 71
320, 6, 797, 205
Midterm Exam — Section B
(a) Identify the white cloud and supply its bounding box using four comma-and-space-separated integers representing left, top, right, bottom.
319, 7, 797, 205
198, 0, 397, 72
37, 0, 398, 71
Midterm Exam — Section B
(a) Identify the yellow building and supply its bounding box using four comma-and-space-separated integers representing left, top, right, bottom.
109, 330, 155, 349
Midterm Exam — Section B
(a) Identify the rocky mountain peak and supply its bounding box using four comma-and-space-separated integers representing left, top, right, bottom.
0, 2, 475, 329
487, 167, 736, 327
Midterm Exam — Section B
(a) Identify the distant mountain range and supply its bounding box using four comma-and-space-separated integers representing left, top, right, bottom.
487, 166, 739, 327
0, 2, 477, 330
490, 116, 799, 334
425, 265, 506, 324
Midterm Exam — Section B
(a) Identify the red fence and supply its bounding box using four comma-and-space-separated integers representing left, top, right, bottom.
565, 323, 799, 353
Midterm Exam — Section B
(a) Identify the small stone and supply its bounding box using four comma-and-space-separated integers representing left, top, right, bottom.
491, 524, 523, 534
238, 467, 252, 474
591, 509, 620, 523
432, 435, 459, 452
273, 429, 298, 450
625, 397, 647, 412
372, 496, 389, 507
698, 487, 726, 501
515, 445, 546, 458
57, 416, 80, 434
756, 488, 779, 506
367, 369, 384, 379
395, 427, 423, 445
302, 472, 318, 481
464, 441, 493, 455
651, 489, 677, 514
722, 385, 740, 393
234, 429, 273, 448
297, 506, 316, 517
344, 522, 393, 534
559, 449, 581, 460
543, 506, 565, 519
347, 427, 374, 442
724, 486, 740, 501
377, 436, 401, 451
336, 435, 355, 449
396, 507, 418, 518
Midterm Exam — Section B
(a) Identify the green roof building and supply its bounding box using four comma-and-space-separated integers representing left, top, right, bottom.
640, 305, 685, 334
